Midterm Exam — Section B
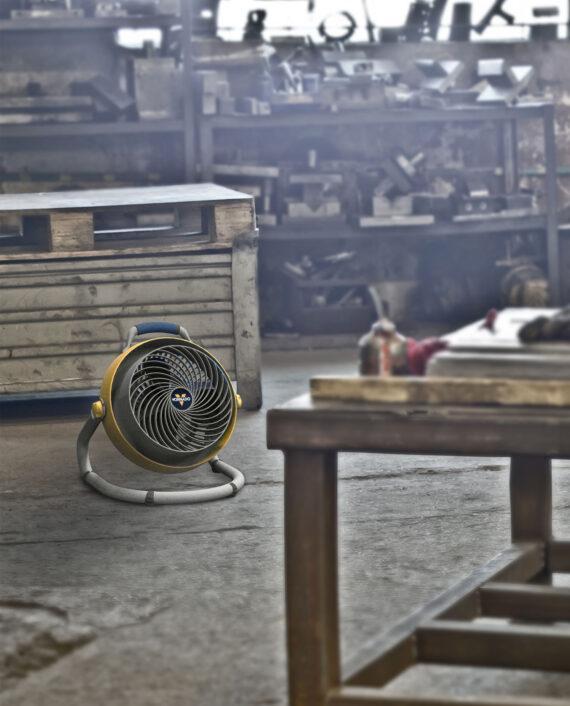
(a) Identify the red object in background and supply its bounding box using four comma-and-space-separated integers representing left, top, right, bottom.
407, 337, 448, 375
481, 308, 498, 333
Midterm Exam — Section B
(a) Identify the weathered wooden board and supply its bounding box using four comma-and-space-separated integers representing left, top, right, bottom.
0, 248, 238, 395
231, 232, 262, 410
49, 211, 94, 251
0, 272, 231, 312
0, 341, 236, 395
0, 250, 231, 274
310, 375, 570, 407
213, 201, 256, 243
0, 240, 231, 263
0, 307, 233, 347
0, 183, 252, 212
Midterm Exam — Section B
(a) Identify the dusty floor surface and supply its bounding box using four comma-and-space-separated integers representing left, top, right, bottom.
2, 349, 570, 705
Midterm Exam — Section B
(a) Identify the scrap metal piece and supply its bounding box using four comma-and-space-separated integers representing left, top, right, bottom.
321, 50, 400, 82
132, 56, 181, 119
477, 64, 535, 105
416, 60, 464, 94
476, 60, 535, 105
82, 76, 135, 117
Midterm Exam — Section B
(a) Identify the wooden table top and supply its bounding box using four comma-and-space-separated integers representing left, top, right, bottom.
0, 183, 252, 213
267, 393, 570, 458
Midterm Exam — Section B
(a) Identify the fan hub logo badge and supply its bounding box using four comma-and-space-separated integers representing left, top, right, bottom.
171, 387, 192, 411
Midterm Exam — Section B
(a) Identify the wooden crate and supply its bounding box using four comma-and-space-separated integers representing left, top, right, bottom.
0, 184, 262, 409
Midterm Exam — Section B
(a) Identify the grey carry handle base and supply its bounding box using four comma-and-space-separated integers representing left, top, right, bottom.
77, 414, 245, 506
124, 322, 191, 351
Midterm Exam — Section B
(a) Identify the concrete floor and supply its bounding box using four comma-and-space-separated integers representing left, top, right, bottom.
2, 349, 570, 705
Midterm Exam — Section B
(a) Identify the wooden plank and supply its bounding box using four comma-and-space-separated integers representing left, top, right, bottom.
0, 336, 234, 362
510, 456, 552, 543
0, 274, 231, 313
0, 311, 233, 348
310, 376, 570, 408
285, 450, 340, 706
1, 369, 239, 395
0, 264, 231, 290
548, 541, 570, 573
417, 620, 570, 672
231, 232, 261, 410
0, 184, 251, 213
0, 344, 236, 394
346, 544, 543, 688
268, 393, 570, 457
481, 583, 570, 622
0, 299, 232, 322
0, 251, 232, 276
328, 687, 570, 706
213, 202, 255, 243
48, 211, 93, 252
0, 240, 232, 263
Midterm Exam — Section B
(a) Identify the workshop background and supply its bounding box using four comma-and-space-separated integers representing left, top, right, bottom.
1, 0, 569, 348
2, 1, 570, 705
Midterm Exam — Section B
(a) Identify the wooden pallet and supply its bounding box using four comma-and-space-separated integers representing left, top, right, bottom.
0, 183, 254, 253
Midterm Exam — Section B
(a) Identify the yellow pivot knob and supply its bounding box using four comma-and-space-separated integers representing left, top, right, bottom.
91, 399, 105, 419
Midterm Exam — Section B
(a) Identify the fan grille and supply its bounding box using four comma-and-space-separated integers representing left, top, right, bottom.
128, 344, 234, 454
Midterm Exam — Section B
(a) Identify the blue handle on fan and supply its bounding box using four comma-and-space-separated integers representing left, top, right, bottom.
135, 322, 180, 336
124, 322, 191, 350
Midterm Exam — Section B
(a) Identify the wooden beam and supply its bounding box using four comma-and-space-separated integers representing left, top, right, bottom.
285, 450, 340, 706
310, 376, 570, 409
267, 395, 570, 458
328, 687, 570, 706
481, 582, 570, 622
549, 540, 570, 573
231, 231, 262, 410
417, 620, 570, 672
510, 456, 552, 543
345, 543, 543, 688
48, 211, 93, 251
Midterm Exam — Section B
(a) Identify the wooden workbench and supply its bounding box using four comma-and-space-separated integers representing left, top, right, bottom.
267, 392, 570, 706
0, 183, 262, 410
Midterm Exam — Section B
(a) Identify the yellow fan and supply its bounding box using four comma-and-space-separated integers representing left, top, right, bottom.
77, 322, 244, 505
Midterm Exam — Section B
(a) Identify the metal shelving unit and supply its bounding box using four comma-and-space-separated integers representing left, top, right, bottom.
0, 9, 197, 182
262, 215, 548, 242
199, 102, 560, 307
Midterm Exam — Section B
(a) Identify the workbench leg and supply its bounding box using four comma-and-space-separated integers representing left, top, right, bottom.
284, 450, 340, 706
232, 231, 262, 410
510, 455, 552, 546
